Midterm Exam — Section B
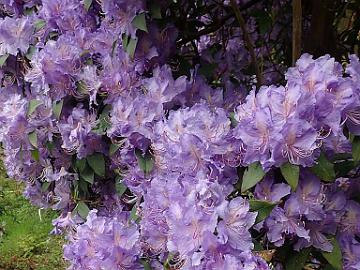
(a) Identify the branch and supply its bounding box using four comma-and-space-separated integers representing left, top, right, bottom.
292, 0, 302, 65
229, 0, 263, 88
178, 0, 263, 45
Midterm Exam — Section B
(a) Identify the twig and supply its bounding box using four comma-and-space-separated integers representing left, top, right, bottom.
292, 0, 302, 65
178, 0, 263, 45
230, 0, 263, 88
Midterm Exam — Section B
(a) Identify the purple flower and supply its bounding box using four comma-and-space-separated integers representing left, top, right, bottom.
0, 17, 33, 55
165, 198, 217, 257
255, 174, 291, 202
64, 210, 142, 270
265, 206, 310, 247
340, 201, 360, 236
217, 197, 257, 251
339, 235, 360, 270
143, 65, 187, 105
271, 119, 320, 166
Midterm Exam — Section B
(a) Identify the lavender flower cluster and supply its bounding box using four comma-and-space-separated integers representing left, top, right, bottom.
1, 0, 360, 269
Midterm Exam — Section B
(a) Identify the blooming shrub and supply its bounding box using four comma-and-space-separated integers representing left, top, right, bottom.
1, 0, 360, 269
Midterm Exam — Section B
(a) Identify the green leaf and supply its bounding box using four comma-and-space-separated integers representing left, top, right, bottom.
249, 199, 277, 224
140, 260, 152, 270
52, 100, 63, 120
111, 39, 118, 57
150, 3, 162, 19
310, 153, 336, 182
135, 149, 154, 175
122, 34, 129, 47
0, 54, 9, 67
87, 153, 105, 177
109, 143, 121, 156
280, 162, 299, 191
78, 179, 90, 196
229, 112, 238, 127
27, 99, 43, 116
198, 61, 216, 79
76, 202, 90, 219
252, 10, 272, 34
34, 19, 46, 31
323, 265, 336, 270
41, 182, 51, 192
93, 105, 111, 135
83, 0, 92, 11
253, 240, 263, 251
130, 204, 140, 222
352, 136, 360, 162
241, 162, 265, 192
132, 13, 148, 32
334, 160, 356, 177
75, 159, 87, 173
80, 166, 94, 184
322, 237, 343, 270
31, 149, 40, 162
46, 141, 55, 153
285, 248, 311, 270
126, 38, 138, 58
28, 131, 38, 148
76, 80, 88, 95
25, 45, 36, 60
116, 182, 127, 196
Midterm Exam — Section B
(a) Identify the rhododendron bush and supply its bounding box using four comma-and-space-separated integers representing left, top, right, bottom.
1, 0, 360, 269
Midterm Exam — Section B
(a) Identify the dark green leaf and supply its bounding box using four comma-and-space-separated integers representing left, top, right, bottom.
280, 162, 299, 191
46, 141, 55, 153
78, 179, 89, 196
122, 34, 129, 47
285, 248, 311, 270
83, 0, 92, 11
75, 159, 87, 172
132, 13, 148, 32
135, 149, 154, 175
76, 80, 88, 95
198, 62, 216, 79
24, 7, 36, 15
322, 237, 343, 270
310, 153, 336, 182
229, 112, 238, 127
93, 105, 111, 135
253, 240, 263, 251
111, 39, 118, 57
323, 265, 336, 270
115, 182, 127, 196
352, 136, 360, 162
241, 162, 265, 192
52, 100, 63, 120
140, 260, 152, 270
31, 149, 40, 162
34, 19, 46, 31
81, 166, 94, 184
87, 153, 105, 177
334, 160, 356, 177
126, 38, 138, 58
252, 11, 272, 34
41, 182, 51, 192
0, 54, 9, 67
109, 143, 121, 156
27, 99, 43, 116
76, 202, 90, 219
28, 131, 38, 148
150, 3, 162, 19
25, 46, 36, 60
249, 199, 277, 224
130, 204, 140, 222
